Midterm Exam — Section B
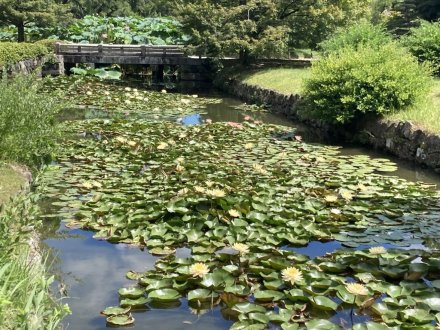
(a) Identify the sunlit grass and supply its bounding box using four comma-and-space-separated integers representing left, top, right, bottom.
240, 68, 311, 95
240, 68, 440, 133
0, 164, 26, 204
386, 78, 440, 134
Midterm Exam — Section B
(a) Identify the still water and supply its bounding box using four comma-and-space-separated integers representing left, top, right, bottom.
43, 91, 440, 330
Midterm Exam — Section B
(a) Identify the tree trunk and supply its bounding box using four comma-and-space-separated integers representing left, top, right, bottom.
17, 22, 25, 42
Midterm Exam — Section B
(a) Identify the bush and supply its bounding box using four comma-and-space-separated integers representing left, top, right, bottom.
0, 42, 49, 66
319, 22, 393, 54
0, 75, 62, 168
305, 43, 432, 124
401, 20, 440, 75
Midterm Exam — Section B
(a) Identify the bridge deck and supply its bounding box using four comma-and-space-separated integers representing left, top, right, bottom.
56, 43, 204, 66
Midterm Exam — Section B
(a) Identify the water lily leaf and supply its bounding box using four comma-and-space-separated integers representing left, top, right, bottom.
148, 289, 181, 302
399, 309, 435, 324
187, 289, 219, 302
253, 290, 285, 302
120, 297, 149, 307
232, 302, 267, 314
101, 306, 131, 316
305, 319, 342, 329
106, 314, 135, 326
310, 296, 338, 311
118, 287, 144, 299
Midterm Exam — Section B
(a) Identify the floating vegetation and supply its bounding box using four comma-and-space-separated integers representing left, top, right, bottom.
38, 79, 440, 328
41, 76, 222, 121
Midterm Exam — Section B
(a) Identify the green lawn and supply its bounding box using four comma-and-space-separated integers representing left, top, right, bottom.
240, 68, 311, 95
240, 67, 440, 134
0, 164, 27, 204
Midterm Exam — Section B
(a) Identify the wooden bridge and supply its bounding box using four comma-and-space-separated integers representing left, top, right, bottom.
55, 43, 205, 66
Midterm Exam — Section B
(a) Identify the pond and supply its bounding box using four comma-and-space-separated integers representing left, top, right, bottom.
38, 77, 440, 330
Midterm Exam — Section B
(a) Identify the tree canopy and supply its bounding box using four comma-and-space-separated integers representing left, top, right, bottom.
0, 0, 71, 42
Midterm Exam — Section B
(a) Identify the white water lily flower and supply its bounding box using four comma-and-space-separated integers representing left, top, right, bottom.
330, 208, 341, 215
181, 98, 191, 105
346, 283, 369, 296
161, 89, 167, 94
369, 246, 387, 255
282, 267, 303, 284
176, 164, 185, 172
157, 142, 169, 150
176, 156, 184, 163
127, 141, 137, 147
189, 263, 209, 277
228, 209, 240, 218
177, 188, 189, 195
92, 181, 102, 188
104, 91, 110, 96
232, 243, 249, 254
205, 180, 214, 187
124, 87, 131, 91
124, 100, 132, 105
192, 94, 198, 98
86, 91, 92, 96
115, 136, 127, 144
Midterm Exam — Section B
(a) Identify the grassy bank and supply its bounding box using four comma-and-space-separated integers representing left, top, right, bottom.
0, 75, 67, 328
239, 67, 440, 133
0, 164, 27, 204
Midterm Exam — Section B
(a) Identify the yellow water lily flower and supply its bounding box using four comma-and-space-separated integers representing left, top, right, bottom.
176, 156, 185, 163
207, 189, 226, 198
86, 91, 92, 96
278, 152, 287, 159
177, 188, 189, 195
325, 195, 338, 203
252, 164, 268, 175
115, 136, 127, 144
104, 91, 110, 96
232, 243, 249, 254
228, 209, 240, 218
244, 143, 254, 150
176, 164, 185, 172
161, 89, 167, 94
340, 189, 353, 201
346, 283, 368, 296
205, 180, 214, 187
124, 87, 131, 91
282, 267, 303, 284
330, 208, 342, 215
189, 263, 209, 277
181, 98, 191, 105
82, 181, 93, 189
194, 186, 205, 193
127, 141, 137, 147
369, 246, 387, 255
157, 142, 169, 150
124, 99, 132, 105
357, 183, 367, 191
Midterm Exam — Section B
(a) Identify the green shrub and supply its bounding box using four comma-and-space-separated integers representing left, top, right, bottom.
401, 20, 440, 75
305, 43, 432, 124
319, 22, 393, 54
34, 39, 59, 52
0, 75, 62, 168
0, 42, 48, 66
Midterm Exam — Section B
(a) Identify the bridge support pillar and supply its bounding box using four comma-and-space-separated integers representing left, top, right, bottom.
152, 64, 164, 83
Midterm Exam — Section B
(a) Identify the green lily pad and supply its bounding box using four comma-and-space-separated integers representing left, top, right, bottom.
148, 289, 181, 302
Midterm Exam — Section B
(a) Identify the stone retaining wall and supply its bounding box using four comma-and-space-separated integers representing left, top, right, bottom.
219, 77, 440, 173
0, 55, 64, 78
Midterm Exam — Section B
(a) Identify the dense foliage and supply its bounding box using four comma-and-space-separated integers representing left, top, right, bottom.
319, 22, 393, 54
305, 42, 431, 124
0, 0, 71, 42
0, 193, 70, 329
0, 76, 62, 168
402, 20, 440, 76
0, 42, 49, 66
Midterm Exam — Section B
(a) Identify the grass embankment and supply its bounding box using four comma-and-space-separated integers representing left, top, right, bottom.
0, 164, 27, 204
0, 75, 67, 328
240, 67, 440, 133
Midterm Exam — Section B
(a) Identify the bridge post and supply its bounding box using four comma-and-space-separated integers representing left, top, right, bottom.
152, 64, 164, 83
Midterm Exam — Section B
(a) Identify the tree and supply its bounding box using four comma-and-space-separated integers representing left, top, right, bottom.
0, 0, 71, 42
176, 0, 290, 61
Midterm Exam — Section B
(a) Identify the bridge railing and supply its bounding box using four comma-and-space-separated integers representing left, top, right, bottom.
55, 43, 185, 57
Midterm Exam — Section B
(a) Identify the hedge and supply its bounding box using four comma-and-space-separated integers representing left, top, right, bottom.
0, 42, 49, 67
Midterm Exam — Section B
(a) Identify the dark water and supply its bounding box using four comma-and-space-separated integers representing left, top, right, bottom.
42, 92, 440, 330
